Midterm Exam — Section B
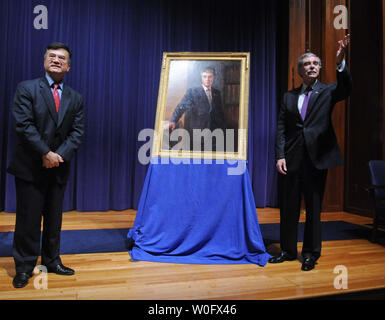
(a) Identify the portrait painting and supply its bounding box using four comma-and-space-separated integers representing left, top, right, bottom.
152, 52, 250, 160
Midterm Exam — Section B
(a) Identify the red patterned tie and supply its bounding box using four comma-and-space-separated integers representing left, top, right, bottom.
52, 83, 60, 113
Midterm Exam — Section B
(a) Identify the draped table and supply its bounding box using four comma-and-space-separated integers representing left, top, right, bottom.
127, 158, 270, 265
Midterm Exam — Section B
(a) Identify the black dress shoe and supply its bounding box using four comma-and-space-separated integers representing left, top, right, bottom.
13, 272, 32, 288
301, 257, 316, 271
268, 251, 297, 263
47, 264, 75, 275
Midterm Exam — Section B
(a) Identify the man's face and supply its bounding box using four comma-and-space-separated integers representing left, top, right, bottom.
201, 72, 214, 88
44, 48, 71, 77
299, 56, 320, 83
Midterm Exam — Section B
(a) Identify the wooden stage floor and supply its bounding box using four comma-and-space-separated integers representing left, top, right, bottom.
0, 208, 385, 300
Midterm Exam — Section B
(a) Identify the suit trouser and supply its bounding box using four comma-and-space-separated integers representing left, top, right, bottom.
13, 176, 66, 273
278, 152, 327, 260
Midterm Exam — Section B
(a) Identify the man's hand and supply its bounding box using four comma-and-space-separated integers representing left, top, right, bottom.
42, 151, 64, 168
336, 34, 350, 66
163, 122, 176, 131
276, 158, 287, 175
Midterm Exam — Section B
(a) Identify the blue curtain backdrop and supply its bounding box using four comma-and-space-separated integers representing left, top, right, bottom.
0, 0, 279, 212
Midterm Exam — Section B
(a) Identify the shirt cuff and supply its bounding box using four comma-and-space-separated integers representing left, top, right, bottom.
337, 59, 346, 72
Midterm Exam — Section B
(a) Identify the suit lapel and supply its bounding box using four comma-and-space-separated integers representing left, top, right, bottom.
57, 84, 71, 128
290, 87, 302, 119
40, 78, 58, 124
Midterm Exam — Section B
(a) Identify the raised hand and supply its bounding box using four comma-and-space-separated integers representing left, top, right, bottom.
337, 34, 350, 65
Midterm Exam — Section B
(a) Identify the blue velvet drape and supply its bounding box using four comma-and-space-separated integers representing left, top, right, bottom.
0, 0, 278, 212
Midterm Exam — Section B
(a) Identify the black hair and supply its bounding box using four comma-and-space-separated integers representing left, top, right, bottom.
45, 42, 72, 64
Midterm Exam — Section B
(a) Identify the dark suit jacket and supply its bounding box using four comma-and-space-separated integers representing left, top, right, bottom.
275, 66, 352, 171
7, 77, 84, 184
170, 86, 225, 133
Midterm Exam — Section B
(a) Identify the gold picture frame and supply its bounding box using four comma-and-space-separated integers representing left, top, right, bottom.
152, 52, 250, 160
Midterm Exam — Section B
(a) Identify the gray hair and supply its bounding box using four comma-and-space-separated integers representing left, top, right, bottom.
201, 67, 215, 75
297, 53, 322, 72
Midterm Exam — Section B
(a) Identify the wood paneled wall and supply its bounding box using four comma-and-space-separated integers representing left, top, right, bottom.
285, 0, 385, 215
322, 0, 348, 212
288, 0, 307, 90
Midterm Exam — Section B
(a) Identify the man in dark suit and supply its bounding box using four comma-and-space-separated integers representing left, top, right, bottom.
269, 35, 352, 271
7, 42, 84, 288
164, 67, 225, 151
